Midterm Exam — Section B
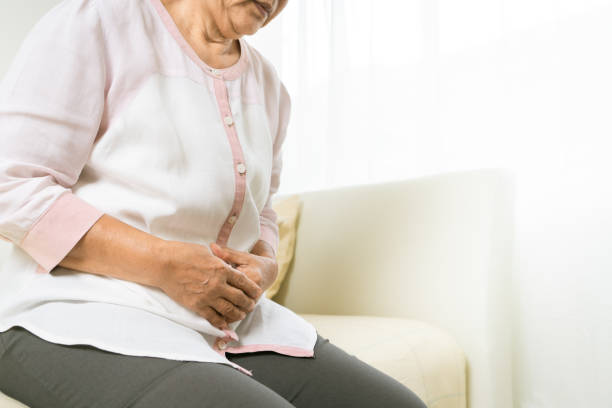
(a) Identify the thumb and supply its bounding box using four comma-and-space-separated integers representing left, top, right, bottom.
210, 242, 250, 266
210, 243, 241, 268
210, 242, 227, 259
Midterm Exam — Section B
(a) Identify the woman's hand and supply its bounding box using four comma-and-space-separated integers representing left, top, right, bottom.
156, 240, 263, 331
210, 242, 279, 300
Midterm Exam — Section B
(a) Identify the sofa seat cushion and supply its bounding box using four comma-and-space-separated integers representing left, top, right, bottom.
299, 314, 467, 408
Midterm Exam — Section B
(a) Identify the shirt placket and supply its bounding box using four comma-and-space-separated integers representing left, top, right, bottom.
211, 71, 247, 352
212, 74, 247, 247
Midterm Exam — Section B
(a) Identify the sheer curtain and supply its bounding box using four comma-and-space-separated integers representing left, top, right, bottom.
250, 1, 612, 407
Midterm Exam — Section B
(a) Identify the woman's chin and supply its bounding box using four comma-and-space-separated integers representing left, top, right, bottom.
236, 19, 265, 36
228, 8, 267, 36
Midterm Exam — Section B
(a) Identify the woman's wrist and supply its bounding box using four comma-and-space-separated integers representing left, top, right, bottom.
152, 238, 180, 291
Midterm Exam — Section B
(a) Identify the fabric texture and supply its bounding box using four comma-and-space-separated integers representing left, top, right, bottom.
265, 195, 302, 299
300, 314, 467, 408
0, 0, 317, 377
0, 326, 427, 408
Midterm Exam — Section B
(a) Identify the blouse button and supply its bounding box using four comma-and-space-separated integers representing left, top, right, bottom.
224, 116, 234, 126
228, 215, 237, 224
236, 163, 246, 175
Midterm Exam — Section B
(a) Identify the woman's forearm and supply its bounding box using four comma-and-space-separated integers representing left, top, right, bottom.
58, 214, 276, 291
58, 214, 168, 288
58, 214, 261, 328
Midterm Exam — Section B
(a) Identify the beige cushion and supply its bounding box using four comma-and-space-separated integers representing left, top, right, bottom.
264, 195, 302, 299
299, 314, 467, 408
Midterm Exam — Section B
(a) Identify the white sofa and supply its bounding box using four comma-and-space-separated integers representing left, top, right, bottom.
0, 168, 515, 408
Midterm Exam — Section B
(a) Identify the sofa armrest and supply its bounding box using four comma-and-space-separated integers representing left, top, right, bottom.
273, 168, 516, 408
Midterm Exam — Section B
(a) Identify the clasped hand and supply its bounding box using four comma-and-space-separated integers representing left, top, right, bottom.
157, 240, 278, 331
209, 242, 278, 294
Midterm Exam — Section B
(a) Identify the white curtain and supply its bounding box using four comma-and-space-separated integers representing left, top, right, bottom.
250, 1, 612, 407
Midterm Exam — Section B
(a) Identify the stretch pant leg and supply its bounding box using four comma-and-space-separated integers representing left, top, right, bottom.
0, 326, 427, 408
0, 326, 292, 408
227, 334, 428, 408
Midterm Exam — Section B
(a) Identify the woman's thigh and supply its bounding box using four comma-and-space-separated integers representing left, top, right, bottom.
226, 334, 428, 408
0, 326, 293, 408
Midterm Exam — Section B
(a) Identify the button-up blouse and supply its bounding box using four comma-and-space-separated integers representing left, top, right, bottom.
0, 0, 316, 376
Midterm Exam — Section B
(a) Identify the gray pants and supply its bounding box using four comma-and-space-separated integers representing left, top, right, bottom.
0, 326, 427, 408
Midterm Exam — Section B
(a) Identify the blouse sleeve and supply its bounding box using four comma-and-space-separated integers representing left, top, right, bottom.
257, 82, 291, 257
0, 0, 106, 273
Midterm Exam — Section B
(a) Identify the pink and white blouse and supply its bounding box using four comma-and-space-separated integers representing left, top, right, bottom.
0, 0, 316, 376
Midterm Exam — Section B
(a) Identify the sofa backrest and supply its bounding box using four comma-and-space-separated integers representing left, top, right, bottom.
273, 168, 517, 408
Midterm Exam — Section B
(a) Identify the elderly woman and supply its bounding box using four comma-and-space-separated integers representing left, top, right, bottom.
0, 0, 426, 407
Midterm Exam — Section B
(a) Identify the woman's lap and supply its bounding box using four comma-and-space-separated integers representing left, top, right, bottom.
0, 326, 426, 408
227, 335, 427, 407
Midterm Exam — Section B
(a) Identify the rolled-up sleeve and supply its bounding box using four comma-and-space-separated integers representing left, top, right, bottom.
0, 0, 106, 273
258, 82, 291, 257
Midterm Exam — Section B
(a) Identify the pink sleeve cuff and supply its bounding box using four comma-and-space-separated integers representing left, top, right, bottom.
19, 192, 104, 274
259, 221, 279, 257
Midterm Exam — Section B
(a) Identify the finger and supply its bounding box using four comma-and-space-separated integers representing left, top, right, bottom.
212, 298, 247, 322
209, 242, 227, 259
199, 305, 229, 330
222, 286, 256, 312
225, 267, 262, 300
211, 243, 251, 265
209, 244, 237, 267
237, 264, 263, 287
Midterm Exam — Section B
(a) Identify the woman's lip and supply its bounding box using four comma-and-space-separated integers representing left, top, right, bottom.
252, 0, 270, 18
